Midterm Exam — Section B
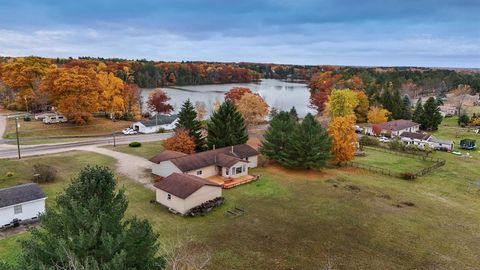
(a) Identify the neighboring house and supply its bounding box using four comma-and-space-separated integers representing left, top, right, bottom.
364, 120, 420, 137
0, 183, 47, 227
439, 105, 457, 117
399, 132, 432, 148
153, 173, 222, 215
132, 114, 179, 134
150, 144, 259, 187
428, 137, 455, 151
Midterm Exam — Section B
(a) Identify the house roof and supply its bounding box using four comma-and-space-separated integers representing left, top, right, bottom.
149, 150, 187, 164
0, 183, 46, 208
138, 114, 178, 127
367, 120, 420, 132
157, 144, 258, 172
153, 173, 221, 199
429, 137, 454, 145
400, 132, 431, 141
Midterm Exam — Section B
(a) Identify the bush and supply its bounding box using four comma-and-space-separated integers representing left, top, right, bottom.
6, 172, 14, 177
401, 172, 417, 180
388, 139, 406, 152
32, 164, 57, 183
360, 136, 379, 146
129, 141, 142, 147
157, 128, 166, 133
257, 154, 270, 167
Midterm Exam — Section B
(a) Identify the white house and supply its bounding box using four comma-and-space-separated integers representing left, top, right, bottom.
428, 137, 455, 151
364, 120, 420, 137
439, 105, 458, 117
132, 114, 179, 134
400, 132, 454, 151
0, 183, 47, 227
153, 173, 222, 215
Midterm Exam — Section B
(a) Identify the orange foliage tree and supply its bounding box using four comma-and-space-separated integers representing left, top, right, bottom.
372, 124, 383, 136
235, 93, 269, 127
367, 106, 390, 124
328, 115, 357, 164
224, 87, 252, 102
122, 83, 142, 121
97, 71, 126, 119
354, 91, 369, 122
147, 89, 174, 114
40, 67, 101, 124
308, 71, 343, 114
163, 130, 196, 154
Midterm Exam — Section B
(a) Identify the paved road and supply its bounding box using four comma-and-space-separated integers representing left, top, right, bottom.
0, 132, 173, 159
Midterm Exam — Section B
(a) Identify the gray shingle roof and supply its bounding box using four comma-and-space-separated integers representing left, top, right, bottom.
0, 183, 46, 208
139, 114, 178, 127
153, 173, 221, 199
400, 132, 431, 140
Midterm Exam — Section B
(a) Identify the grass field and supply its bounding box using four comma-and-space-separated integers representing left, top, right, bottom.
432, 116, 479, 151
103, 141, 164, 159
354, 148, 436, 174
1, 147, 480, 269
3, 117, 131, 139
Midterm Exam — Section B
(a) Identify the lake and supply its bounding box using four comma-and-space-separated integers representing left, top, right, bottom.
141, 79, 314, 117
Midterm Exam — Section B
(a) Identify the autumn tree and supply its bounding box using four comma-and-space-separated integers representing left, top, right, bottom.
372, 124, 383, 136
235, 93, 269, 127
97, 71, 125, 119
164, 130, 196, 154
325, 89, 359, 118
354, 91, 369, 122
328, 115, 357, 164
308, 71, 343, 113
176, 99, 206, 151
224, 87, 252, 102
194, 101, 207, 121
122, 83, 142, 121
147, 89, 174, 115
1, 57, 55, 111
40, 67, 102, 124
207, 101, 248, 149
367, 106, 390, 124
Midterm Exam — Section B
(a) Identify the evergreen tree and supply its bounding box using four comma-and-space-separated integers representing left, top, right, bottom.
412, 98, 424, 124
176, 99, 206, 151
390, 88, 403, 119
281, 114, 331, 169
260, 111, 296, 161
207, 101, 248, 149
402, 95, 412, 119
458, 114, 470, 127
18, 166, 165, 270
421, 97, 443, 130
289, 106, 298, 121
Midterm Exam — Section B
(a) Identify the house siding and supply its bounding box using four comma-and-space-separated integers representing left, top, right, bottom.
155, 185, 222, 214
222, 161, 249, 178
152, 161, 182, 177
186, 165, 218, 178
0, 198, 46, 226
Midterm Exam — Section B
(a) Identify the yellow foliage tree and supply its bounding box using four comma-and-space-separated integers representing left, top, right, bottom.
328, 115, 357, 164
97, 71, 126, 119
367, 106, 390, 124
354, 91, 369, 122
325, 89, 359, 118
235, 92, 269, 127
41, 67, 102, 124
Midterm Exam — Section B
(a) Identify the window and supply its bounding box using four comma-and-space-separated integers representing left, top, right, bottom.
235, 167, 243, 174
246, 157, 249, 161
167, 194, 171, 200
196, 170, 202, 175
14, 205, 22, 214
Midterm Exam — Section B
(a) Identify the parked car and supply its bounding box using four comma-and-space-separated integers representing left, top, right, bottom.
379, 136, 390, 143
122, 128, 137, 135
43, 115, 67, 124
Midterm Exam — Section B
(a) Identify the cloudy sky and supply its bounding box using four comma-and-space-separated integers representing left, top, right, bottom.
0, 0, 479, 67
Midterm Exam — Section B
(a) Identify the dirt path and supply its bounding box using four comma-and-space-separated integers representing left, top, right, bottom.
79, 146, 155, 190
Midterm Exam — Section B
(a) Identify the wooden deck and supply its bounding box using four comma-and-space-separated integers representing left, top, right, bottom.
207, 175, 258, 189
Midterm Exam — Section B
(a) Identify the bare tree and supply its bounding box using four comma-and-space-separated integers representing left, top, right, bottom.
451, 84, 472, 115
195, 101, 207, 121
160, 230, 212, 270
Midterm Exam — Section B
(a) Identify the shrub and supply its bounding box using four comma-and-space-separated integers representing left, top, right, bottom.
129, 141, 142, 147
360, 136, 379, 146
388, 139, 405, 151
157, 128, 166, 133
32, 164, 57, 183
401, 172, 417, 180
257, 154, 270, 167
6, 172, 14, 177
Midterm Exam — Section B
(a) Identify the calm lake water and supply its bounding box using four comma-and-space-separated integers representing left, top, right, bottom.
141, 79, 314, 117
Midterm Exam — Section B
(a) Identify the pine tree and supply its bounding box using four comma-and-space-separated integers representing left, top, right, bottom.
422, 97, 443, 130
412, 98, 424, 124
281, 114, 331, 169
18, 166, 165, 270
391, 88, 403, 119
402, 95, 412, 119
260, 111, 296, 161
207, 101, 248, 149
289, 106, 298, 121
176, 99, 206, 151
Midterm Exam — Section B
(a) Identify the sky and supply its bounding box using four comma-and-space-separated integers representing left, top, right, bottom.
0, 0, 479, 68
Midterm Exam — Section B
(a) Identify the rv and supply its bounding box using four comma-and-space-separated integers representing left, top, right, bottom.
43, 115, 68, 124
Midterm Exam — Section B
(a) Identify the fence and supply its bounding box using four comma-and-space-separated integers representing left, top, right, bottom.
347, 146, 446, 179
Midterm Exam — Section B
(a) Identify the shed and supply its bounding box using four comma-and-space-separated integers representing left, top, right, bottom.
0, 183, 47, 227
132, 114, 179, 134
153, 173, 222, 215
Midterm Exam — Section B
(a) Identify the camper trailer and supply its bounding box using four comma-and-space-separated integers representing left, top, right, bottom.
43, 115, 68, 124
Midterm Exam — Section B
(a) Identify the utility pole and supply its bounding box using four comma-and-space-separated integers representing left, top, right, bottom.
113, 132, 116, 147
15, 117, 21, 159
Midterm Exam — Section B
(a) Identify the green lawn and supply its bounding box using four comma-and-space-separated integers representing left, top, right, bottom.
354, 148, 436, 174
4, 117, 131, 139
432, 116, 479, 151
103, 141, 164, 159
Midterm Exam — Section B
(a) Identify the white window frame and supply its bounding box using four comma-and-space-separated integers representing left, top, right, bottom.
235, 166, 243, 175
14, 204, 22, 214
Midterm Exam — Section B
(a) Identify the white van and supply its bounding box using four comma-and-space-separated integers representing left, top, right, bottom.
43, 115, 68, 124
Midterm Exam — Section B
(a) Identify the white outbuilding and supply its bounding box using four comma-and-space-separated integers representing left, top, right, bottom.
131, 114, 179, 134
0, 183, 47, 228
